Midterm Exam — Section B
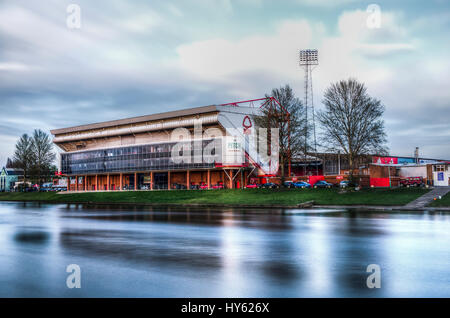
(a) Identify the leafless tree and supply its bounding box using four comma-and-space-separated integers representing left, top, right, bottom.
12, 130, 55, 186
30, 129, 56, 186
13, 134, 34, 184
254, 85, 306, 180
317, 78, 388, 179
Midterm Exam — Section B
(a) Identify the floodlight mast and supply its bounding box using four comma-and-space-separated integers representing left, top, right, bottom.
299, 49, 319, 175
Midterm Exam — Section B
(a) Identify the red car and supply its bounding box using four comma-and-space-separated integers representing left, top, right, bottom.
212, 182, 224, 189
400, 177, 424, 187
199, 182, 209, 190
246, 183, 259, 189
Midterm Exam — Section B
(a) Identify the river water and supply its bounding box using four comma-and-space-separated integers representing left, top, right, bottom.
0, 201, 449, 297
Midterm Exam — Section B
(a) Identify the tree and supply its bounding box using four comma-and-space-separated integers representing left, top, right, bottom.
13, 134, 34, 183
254, 85, 306, 180
30, 129, 56, 185
317, 78, 388, 179
5, 157, 20, 169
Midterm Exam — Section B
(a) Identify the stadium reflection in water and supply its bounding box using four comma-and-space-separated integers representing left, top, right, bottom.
0, 202, 449, 297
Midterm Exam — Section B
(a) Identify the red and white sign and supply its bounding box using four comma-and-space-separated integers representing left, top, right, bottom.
373, 156, 398, 164
242, 115, 252, 134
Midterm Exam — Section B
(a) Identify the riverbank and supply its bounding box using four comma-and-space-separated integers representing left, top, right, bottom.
0, 188, 431, 207
429, 191, 450, 207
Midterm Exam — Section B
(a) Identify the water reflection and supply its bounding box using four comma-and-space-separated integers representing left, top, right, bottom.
0, 202, 449, 297
14, 230, 50, 244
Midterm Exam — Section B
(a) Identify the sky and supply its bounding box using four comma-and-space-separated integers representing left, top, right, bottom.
1, 0, 450, 165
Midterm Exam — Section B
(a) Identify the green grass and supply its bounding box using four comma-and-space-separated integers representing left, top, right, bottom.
429, 192, 450, 207
0, 188, 430, 206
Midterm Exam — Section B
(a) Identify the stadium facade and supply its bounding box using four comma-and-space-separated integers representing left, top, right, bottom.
51, 101, 280, 191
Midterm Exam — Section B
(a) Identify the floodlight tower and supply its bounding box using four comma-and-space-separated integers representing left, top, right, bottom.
299, 49, 319, 175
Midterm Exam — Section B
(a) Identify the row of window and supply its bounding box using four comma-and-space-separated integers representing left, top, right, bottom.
61, 141, 220, 175
66, 140, 218, 161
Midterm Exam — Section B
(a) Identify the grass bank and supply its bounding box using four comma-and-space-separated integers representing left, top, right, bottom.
0, 188, 430, 207
429, 192, 450, 207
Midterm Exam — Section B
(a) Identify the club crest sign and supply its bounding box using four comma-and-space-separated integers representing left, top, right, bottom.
243, 115, 252, 134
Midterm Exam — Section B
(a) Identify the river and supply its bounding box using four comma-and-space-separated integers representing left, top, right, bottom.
0, 202, 449, 297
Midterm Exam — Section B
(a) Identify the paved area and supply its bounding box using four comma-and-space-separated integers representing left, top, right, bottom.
405, 187, 450, 209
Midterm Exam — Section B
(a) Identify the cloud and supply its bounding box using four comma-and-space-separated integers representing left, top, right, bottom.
0, 62, 31, 71
173, 8, 450, 158
176, 20, 314, 81
167, 4, 184, 17
174, 8, 415, 93
294, 0, 359, 7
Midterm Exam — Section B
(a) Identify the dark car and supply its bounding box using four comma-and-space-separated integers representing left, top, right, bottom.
283, 181, 295, 188
314, 180, 333, 188
293, 181, 311, 189
339, 180, 358, 188
260, 182, 279, 189
172, 183, 187, 190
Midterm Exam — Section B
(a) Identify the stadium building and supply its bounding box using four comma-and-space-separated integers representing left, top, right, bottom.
51, 98, 285, 191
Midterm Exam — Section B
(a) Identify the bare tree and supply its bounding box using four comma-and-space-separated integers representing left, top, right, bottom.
13, 134, 34, 184
254, 85, 306, 180
31, 129, 56, 186
317, 78, 388, 179
6, 157, 20, 169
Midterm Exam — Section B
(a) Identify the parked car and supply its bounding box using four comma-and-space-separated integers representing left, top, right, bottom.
260, 182, 279, 189
40, 182, 54, 192
246, 183, 259, 189
313, 180, 333, 189
400, 177, 424, 187
283, 181, 295, 188
171, 183, 187, 190
212, 182, 224, 189
293, 181, 311, 189
199, 182, 209, 190
53, 186, 67, 192
339, 180, 358, 188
